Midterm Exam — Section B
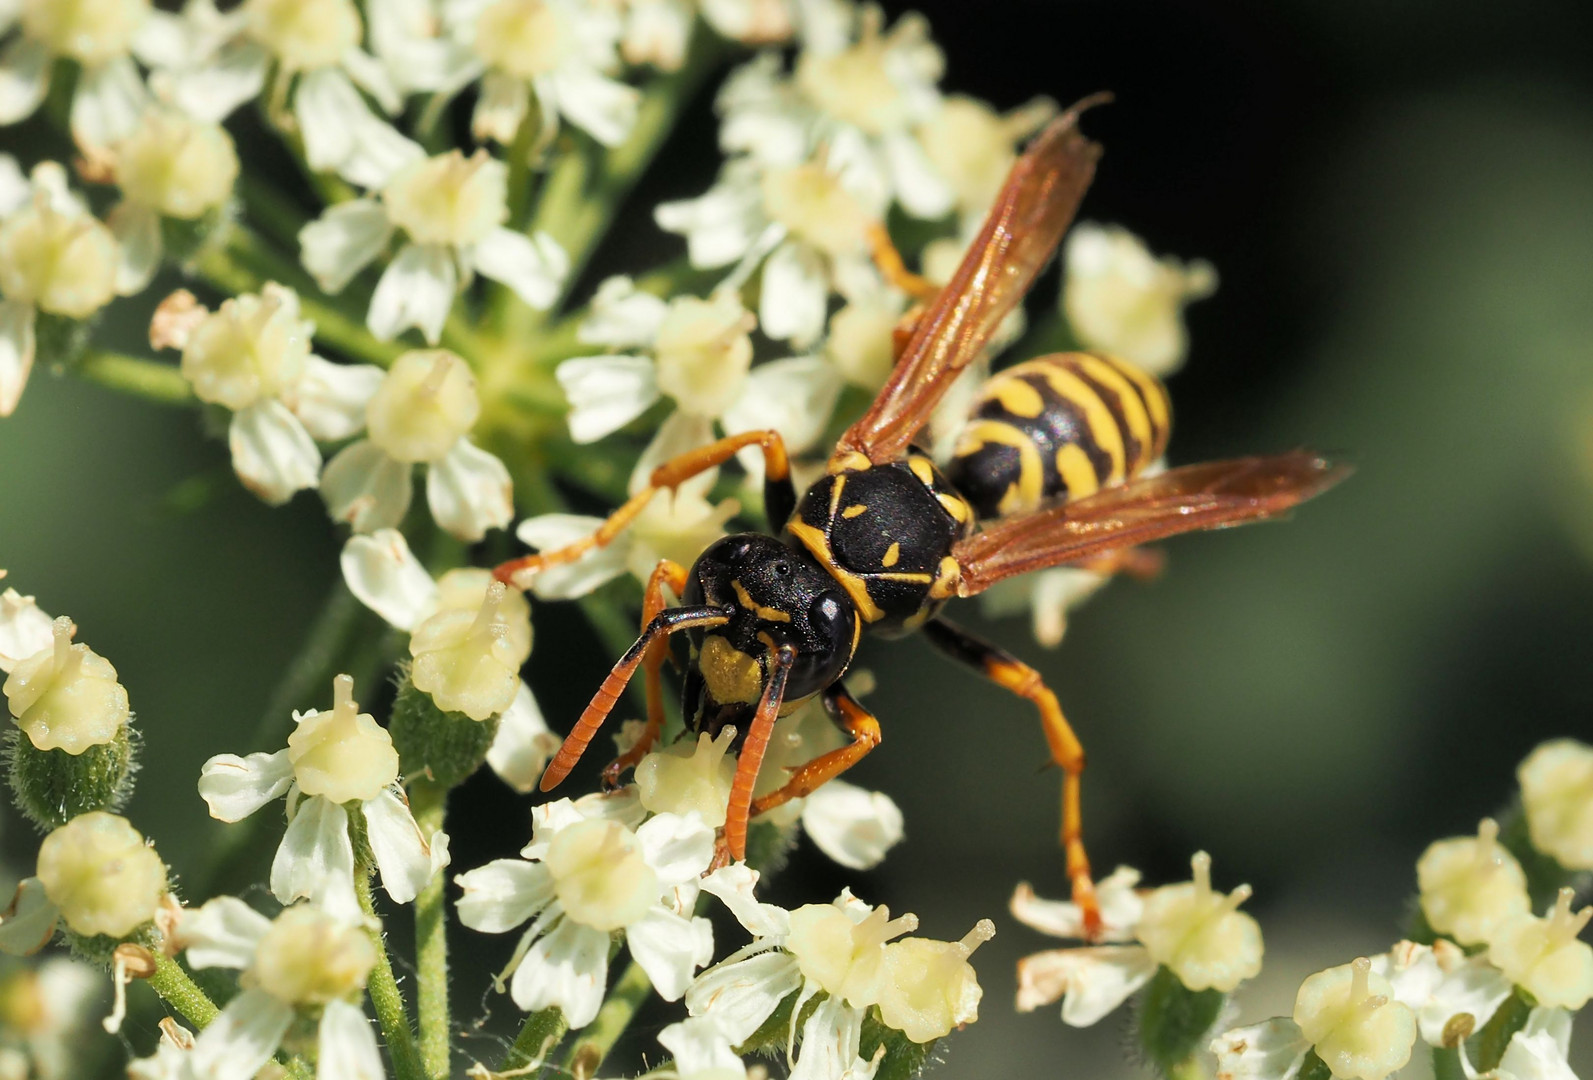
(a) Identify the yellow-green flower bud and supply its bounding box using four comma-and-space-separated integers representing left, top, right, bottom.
788, 900, 917, 1009
4, 617, 128, 755
180, 285, 313, 412
408, 582, 525, 721
1135, 852, 1263, 993
876, 920, 993, 1043
1293, 958, 1416, 1080
287, 674, 398, 804
116, 110, 239, 220
366, 350, 481, 463
1487, 888, 1593, 1010
636, 728, 736, 827
1518, 739, 1593, 871
0, 196, 119, 319
245, 0, 361, 71
544, 818, 657, 932
35, 813, 165, 939
20, 0, 150, 65
1416, 818, 1530, 946
382, 151, 507, 247
760, 163, 871, 259
252, 905, 375, 1005
473, 0, 576, 79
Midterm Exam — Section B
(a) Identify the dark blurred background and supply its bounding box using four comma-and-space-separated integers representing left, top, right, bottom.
4, 0, 1593, 1075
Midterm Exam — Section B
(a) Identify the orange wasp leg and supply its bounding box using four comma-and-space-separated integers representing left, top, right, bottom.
866, 222, 937, 362
750, 680, 882, 817
540, 605, 731, 792
921, 616, 1103, 938
494, 430, 795, 586
601, 559, 692, 788
719, 644, 797, 866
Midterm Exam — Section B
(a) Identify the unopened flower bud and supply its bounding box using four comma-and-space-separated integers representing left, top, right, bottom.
544, 818, 657, 932
180, 285, 312, 411
4, 617, 129, 755
383, 151, 507, 247
788, 899, 918, 1009
1293, 958, 1416, 1080
1417, 818, 1530, 946
245, 0, 361, 71
636, 728, 737, 827
652, 293, 756, 417
252, 906, 375, 1005
760, 164, 871, 258
876, 919, 993, 1042
35, 813, 165, 939
20, 0, 150, 65
287, 674, 398, 804
1135, 852, 1263, 992
366, 350, 481, 463
1487, 888, 1593, 1009
409, 582, 525, 721
116, 110, 239, 220
1517, 739, 1593, 871
0, 194, 118, 319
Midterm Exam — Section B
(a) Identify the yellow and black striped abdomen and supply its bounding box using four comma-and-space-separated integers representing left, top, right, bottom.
944, 352, 1171, 520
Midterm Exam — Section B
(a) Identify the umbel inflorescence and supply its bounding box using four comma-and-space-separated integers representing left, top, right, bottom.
0, 1, 1584, 1079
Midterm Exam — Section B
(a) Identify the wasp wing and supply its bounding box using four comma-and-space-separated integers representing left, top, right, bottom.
953, 452, 1350, 595
833, 96, 1106, 466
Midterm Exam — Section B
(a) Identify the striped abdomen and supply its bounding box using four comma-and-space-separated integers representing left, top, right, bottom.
944, 352, 1171, 520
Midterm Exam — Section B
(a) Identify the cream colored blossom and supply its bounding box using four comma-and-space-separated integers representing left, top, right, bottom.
1136, 851, 1263, 993
636, 728, 738, 827
1518, 739, 1593, 871
35, 813, 165, 939
250, 905, 375, 1005
876, 920, 994, 1043
285, 675, 399, 804
1293, 958, 1416, 1080
409, 581, 529, 720
3, 616, 129, 755
0, 172, 119, 320
114, 109, 238, 219
1488, 888, 1593, 1010
1417, 817, 1531, 946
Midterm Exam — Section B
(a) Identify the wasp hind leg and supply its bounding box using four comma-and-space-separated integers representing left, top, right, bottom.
494, 430, 797, 586
601, 558, 691, 788
750, 679, 883, 817
921, 616, 1103, 938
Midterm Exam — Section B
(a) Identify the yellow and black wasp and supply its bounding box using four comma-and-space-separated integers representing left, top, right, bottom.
494, 98, 1347, 933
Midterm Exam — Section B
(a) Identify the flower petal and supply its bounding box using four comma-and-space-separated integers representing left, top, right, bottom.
296, 68, 423, 188
472, 228, 568, 311
657, 1016, 746, 1076
700, 864, 790, 941
723, 354, 843, 471
1210, 1018, 1312, 1080
159, 42, 270, 122
685, 951, 802, 1045
513, 513, 631, 600
636, 812, 717, 890
883, 130, 955, 220
179, 896, 272, 970
71, 58, 149, 150
790, 996, 877, 1080
426, 437, 514, 541
107, 201, 162, 296
321, 439, 414, 534
299, 199, 394, 294
340, 530, 440, 632
364, 787, 449, 905
799, 781, 903, 871
0, 38, 48, 126
472, 69, 529, 145
555, 354, 660, 444
339, 46, 402, 114
758, 240, 827, 348
289, 355, 384, 441
0, 878, 59, 956
188, 989, 294, 1080
509, 917, 610, 1027
271, 796, 360, 921
0, 154, 28, 215
367, 242, 457, 344
1009, 867, 1144, 943
0, 584, 52, 673
197, 749, 295, 823
455, 859, 556, 934
544, 67, 639, 148
229, 400, 322, 505
654, 174, 763, 269
1015, 944, 1158, 1026
0, 299, 36, 418
318, 998, 386, 1080
486, 682, 561, 794
578, 276, 668, 349
627, 905, 714, 1001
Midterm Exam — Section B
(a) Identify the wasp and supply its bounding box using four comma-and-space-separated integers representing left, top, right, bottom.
494, 97, 1347, 933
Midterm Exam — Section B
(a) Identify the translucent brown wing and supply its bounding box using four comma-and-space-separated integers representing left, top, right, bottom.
833, 95, 1107, 466
953, 452, 1351, 596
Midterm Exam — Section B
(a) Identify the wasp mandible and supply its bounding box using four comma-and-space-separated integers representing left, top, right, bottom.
495, 97, 1348, 935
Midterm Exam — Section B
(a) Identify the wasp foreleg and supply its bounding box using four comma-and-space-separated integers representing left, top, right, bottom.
601, 559, 691, 789
750, 680, 882, 817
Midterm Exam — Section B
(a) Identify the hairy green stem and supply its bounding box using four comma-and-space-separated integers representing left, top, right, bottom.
504, 1007, 568, 1072
411, 780, 451, 1080
147, 951, 221, 1029
75, 352, 194, 406
357, 871, 428, 1080
561, 959, 653, 1077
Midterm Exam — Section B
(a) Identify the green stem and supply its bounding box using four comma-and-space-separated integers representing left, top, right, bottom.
561, 959, 653, 1077
504, 1007, 568, 1072
75, 352, 194, 406
147, 951, 220, 1029
410, 780, 451, 1080
357, 871, 428, 1080
1474, 988, 1533, 1072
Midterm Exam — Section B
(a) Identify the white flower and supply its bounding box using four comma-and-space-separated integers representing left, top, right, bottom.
0, 813, 167, 952
1012, 853, 1262, 1026
0, 0, 165, 149
3, 615, 129, 754
0, 958, 106, 1080
1211, 957, 1416, 1080
0, 576, 53, 673
102, 108, 239, 293
1062, 222, 1217, 377
1417, 818, 1531, 947
197, 673, 449, 921
1462, 1007, 1577, 1080
174, 898, 385, 1080
1488, 888, 1593, 1011
145, 0, 421, 188
1371, 939, 1513, 1048
1518, 739, 1593, 871
656, 1015, 752, 1080
438, 0, 640, 153
319, 348, 516, 540
0, 162, 124, 416
154, 285, 385, 505
455, 794, 715, 1028
299, 149, 567, 344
